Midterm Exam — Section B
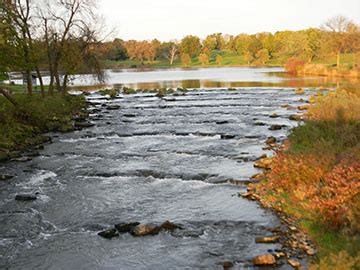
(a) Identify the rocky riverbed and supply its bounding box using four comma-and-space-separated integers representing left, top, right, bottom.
0, 88, 311, 269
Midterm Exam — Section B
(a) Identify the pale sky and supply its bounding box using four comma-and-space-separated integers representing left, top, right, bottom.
99, 0, 360, 41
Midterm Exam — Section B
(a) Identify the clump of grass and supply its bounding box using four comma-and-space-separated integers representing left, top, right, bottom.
98, 88, 119, 98
122, 87, 137, 94
0, 93, 86, 150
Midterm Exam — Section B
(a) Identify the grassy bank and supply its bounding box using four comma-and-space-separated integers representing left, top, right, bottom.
253, 89, 360, 268
103, 51, 356, 70
0, 92, 86, 160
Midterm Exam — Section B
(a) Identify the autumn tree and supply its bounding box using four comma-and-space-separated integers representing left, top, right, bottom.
198, 53, 209, 66
215, 54, 223, 66
321, 16, 354, 68
180, 35, 201, 57
181, 53, 191, 67
255, 49, 270, 65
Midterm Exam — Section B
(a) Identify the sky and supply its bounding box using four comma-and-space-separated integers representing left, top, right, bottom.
99, 0, 360, 41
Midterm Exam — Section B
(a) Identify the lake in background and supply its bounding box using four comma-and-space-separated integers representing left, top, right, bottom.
6, 67, 360, 90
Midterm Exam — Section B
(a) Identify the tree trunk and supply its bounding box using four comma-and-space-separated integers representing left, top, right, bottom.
337, 51, 340, 69
62, 74, 68, 95
25, 70, 33, 95
35, 68, 45, 97
0, 87, 18, 107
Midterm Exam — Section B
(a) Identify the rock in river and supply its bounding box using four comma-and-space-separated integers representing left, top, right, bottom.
252, 254, 276, 266
255, 235, 280, 243
265, 136, 276, 145
15, 194, 37, 201
269, 124, 283, 130
98, 228, 119, 239
254, 157, 273, 170
0, 175, 14, 181
160, 220, 181, 231
131, 224, 156, 237
106, 105, 120, 110
115, 222, 140, 233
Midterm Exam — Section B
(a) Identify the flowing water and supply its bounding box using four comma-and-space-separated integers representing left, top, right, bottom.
0, 68, 315, 269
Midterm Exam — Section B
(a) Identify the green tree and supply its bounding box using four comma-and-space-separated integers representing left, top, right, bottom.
180, 35, 201, 57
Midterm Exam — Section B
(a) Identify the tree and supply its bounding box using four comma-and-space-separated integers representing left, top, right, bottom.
181, 53, 191, 67
158, 42, 178, 65
303, 28, 322, 63
203, 33, 225, 51
180, 35, 201, 57
321, 16, 354, 68
198, 53, 209, 66
215, 54, 223, 66
255, 49, 270, 65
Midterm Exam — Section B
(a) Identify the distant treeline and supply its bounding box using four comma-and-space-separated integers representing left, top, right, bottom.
98, 16, 360, 68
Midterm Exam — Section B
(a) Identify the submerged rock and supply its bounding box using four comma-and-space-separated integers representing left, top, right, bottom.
269, 124, 283, 130
216, 120, 229, 125
74, 121, 94, 128
15, 194, 37, 201
106, 105, 120, 110
0, 174, 13, 181
98, 228, 119, 239
115, 222, 140, 233
270, 113, 279, 118
221, 134, 236, 140
160, 220, 182, 231
289, 114, 303, 121
252, 254, 276, 266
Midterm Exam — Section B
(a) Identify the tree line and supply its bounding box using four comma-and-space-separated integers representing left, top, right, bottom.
0, 0, 104, 98
99, 16, 360, 68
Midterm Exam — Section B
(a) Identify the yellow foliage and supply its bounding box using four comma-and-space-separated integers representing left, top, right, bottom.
307, 89, 360, 121
309, 251, 360, 270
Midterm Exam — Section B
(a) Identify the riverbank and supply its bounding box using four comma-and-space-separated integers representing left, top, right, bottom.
0, 93, 88, 162
246, 88, 360, 269
298, 64, 360, 79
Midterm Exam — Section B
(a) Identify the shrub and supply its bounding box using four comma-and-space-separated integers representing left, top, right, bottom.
285, 57, 305, 75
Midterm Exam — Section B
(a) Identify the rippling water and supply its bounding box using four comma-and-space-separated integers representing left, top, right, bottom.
0, 87, 311, 269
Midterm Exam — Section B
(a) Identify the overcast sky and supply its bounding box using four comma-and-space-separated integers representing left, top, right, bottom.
99, 0, 360, 41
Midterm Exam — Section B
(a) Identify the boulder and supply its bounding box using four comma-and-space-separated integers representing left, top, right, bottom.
252, 254, 276, 266
15, 194, 37, 201
255, 235, 280, 243
98, 228, 119, 239
131, 224, 156, 237
115, 222, 140, 233
288, 259, 301, 268
295, 88, 305, 95
222, 261, 234, 269
254, 122, 266, 126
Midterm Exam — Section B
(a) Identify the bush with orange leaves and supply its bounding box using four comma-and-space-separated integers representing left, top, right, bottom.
262, 152, 360, 232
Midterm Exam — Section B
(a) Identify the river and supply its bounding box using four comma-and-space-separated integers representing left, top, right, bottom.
0, 67, 316, 269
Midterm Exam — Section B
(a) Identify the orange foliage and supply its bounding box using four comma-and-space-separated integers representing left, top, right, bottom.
261, 152, 360, 231
285, 57, 305, 75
